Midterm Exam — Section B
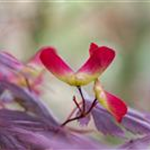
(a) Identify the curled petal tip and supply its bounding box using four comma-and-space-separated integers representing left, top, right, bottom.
77, 46, 115, 85
89, 42, 99, 55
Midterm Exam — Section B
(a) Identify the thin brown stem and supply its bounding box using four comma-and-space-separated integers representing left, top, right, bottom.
66, 107, 78, 121
61, 114, 84, 127
73, 96, 82, 113
66, 101, 83, 121
77, 86, 85, 113
24, 77, 32, 92
85, 99, 97, 115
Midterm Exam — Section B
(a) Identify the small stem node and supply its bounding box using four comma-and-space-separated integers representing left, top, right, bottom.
61, 98, 98, 127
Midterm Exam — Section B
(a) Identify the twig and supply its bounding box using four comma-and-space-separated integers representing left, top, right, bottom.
73, 96, 82, 113
77, 86, 85, 113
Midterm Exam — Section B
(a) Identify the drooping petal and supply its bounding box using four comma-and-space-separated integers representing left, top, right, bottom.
105, 92, 128, 122
94, 79, 127, 122
88, 99, 150, 136
39, 47, 75, 85
75, 46, 115, 86
84, 92, 150, 136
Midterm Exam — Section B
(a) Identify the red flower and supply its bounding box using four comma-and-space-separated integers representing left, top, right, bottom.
39, 43, 115, 86
40, 42, 127, 122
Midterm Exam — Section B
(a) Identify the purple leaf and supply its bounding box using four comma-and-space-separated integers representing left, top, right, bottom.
91, 103, 125, 137
0, 80, 59, 127
122, 113, 150, 134
0, 109, 50, 131
0, 51, 24, 71
119, 135, 150, 150
127, 108, 150, 123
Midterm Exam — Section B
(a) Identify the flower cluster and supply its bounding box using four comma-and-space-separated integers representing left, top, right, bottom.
40, 43, 127, 123
0, 43, 149, 149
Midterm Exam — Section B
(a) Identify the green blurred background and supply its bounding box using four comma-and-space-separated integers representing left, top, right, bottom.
0, 2, 150, 121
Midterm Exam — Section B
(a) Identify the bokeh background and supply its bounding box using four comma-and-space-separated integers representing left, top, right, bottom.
0, 2, 150, 125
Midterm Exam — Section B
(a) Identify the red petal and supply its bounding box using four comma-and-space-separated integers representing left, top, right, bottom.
105, 91, 128, 122
94, 80, 127, 122
76, 46, 115, 85
39, 45, 115, 86
89, 42, 99, 55
39, 47, 74, 84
